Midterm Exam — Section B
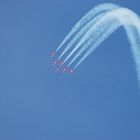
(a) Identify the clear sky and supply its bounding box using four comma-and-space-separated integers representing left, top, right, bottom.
0, 0, 140, 140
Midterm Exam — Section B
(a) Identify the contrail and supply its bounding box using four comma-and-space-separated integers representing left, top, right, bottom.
51, 3, 140, 87
72, 8, 140, 85
73, 8, 140, 68
58, 13, 106, 61
73, 20, 121, 68
66, 16, 118, 67
68, 19, 119, 69
56, 3, 120, 53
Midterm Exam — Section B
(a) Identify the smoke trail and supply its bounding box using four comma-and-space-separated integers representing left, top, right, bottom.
61, 14, 114, 63
66, 16, 118, 67
56, 4, 120, 53
73, 8, 140, 68
52, 3, 140, 87
126, 26, 140, 84
73, 20, 121, 68
68, 21, 119, 69
58, 13, 106, 60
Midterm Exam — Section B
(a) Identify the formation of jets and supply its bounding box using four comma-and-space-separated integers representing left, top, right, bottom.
50, 51, 74, 74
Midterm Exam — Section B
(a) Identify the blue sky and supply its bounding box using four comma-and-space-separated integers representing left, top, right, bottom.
0, 0, 140, 140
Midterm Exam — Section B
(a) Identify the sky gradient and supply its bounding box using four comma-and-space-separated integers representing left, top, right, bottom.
0, 0, 140, 140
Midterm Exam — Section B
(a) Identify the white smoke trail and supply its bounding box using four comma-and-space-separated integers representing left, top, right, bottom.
73, 20, 121, 68
61, 14, 114, 63
54, 3, 140, 87
58, 13, 105, 60
73, 8, 140, 68
66, 16, 118, 67
56, 3, 120, 53
126, 26, 140, 84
